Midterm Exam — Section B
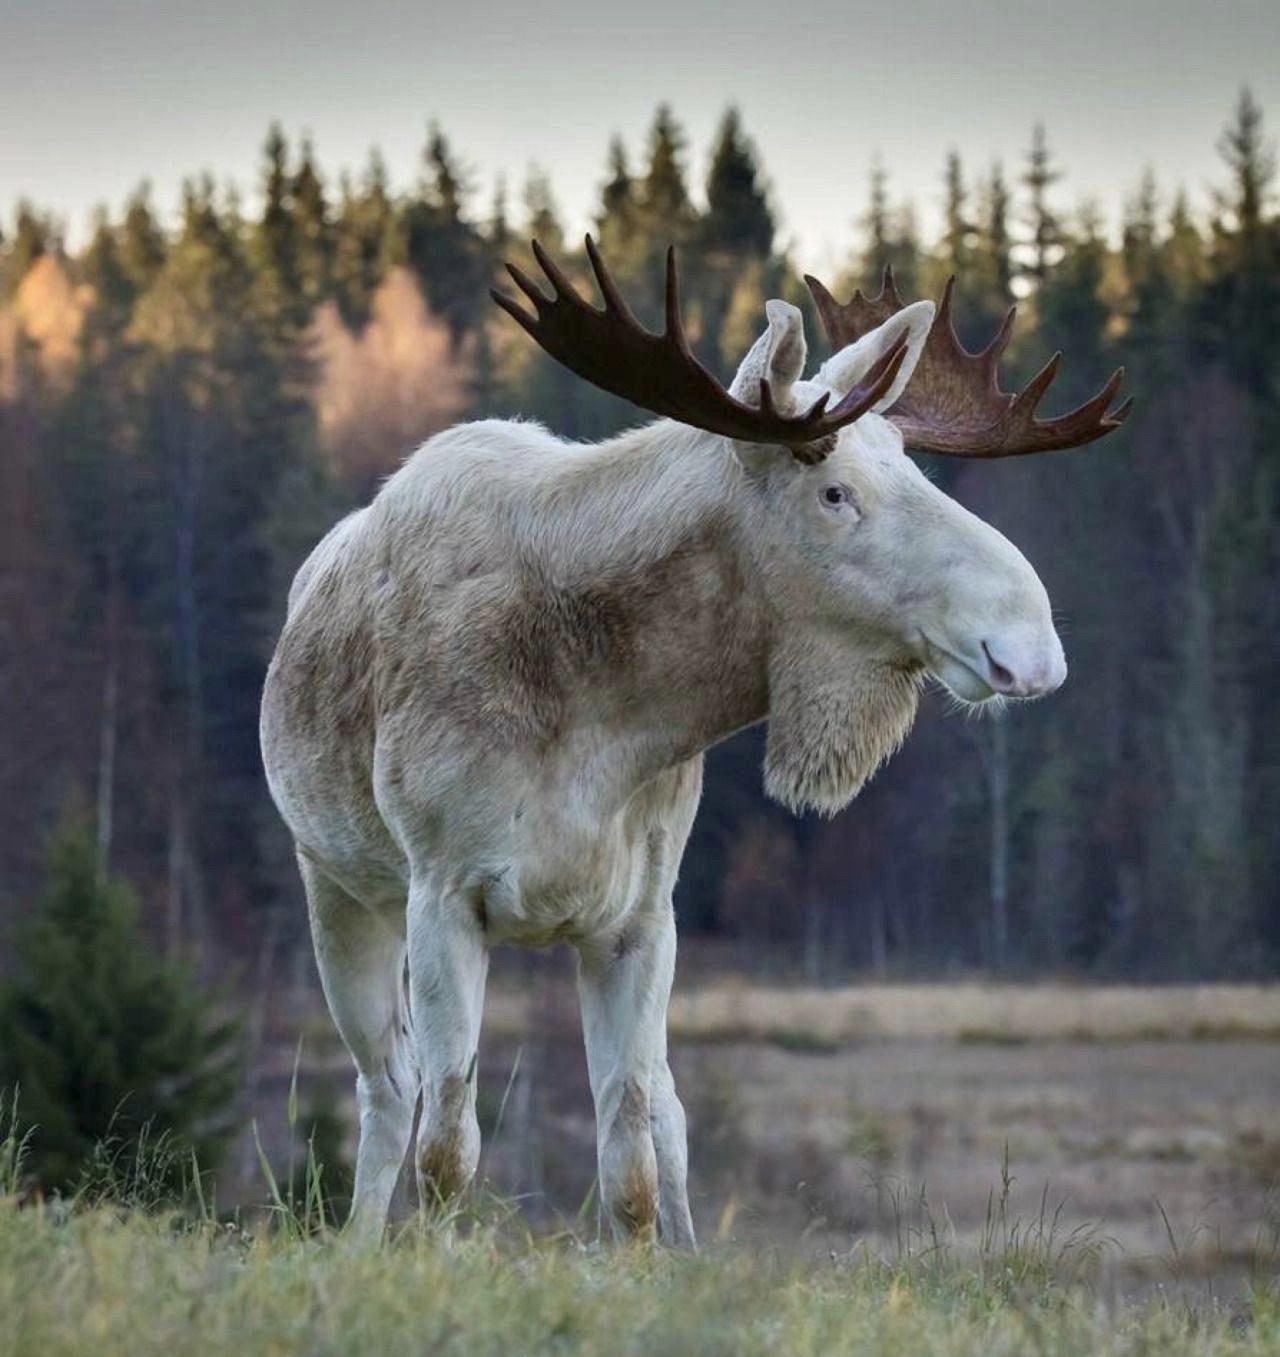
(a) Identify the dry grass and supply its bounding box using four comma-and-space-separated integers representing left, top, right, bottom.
0, 1197, 1276, 1357
291, 980, 1280, 1065
245, 980, 1280, 1297
664, 981, 1280, 1046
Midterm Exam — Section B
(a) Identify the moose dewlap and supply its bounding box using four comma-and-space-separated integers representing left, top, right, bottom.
260, 238, 1129, 1245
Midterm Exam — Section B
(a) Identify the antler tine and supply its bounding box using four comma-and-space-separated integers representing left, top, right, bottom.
935, 276, 958, 332
881, 264, 905, 308
490, 276, 540, 336
504, 261, 551, 312
530, 238, 578, 301
1012, 352, 1063, 415
491, 237, 887, 457
826, 334, 910, 423
583, 233, 636, 321
803, 267, 1133, 458
663, 246, 699, 362
1021, 365, 1131, 447
980, 305, 1018, 376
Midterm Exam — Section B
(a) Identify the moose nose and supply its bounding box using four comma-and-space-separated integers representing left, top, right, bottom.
981, 638, 1067, 698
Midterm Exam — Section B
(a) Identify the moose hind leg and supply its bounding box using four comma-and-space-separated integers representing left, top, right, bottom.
301, 855, 414, 1240
651, 1059, 696, 1248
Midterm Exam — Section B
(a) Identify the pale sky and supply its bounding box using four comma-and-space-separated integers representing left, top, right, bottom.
2, 0, 1278, 275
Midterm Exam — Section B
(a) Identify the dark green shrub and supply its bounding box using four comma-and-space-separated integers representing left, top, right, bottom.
0, 820, 242, 1193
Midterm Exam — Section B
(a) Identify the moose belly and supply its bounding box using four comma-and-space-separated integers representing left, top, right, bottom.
478, 816, 653, 947
476, 763, 699, 948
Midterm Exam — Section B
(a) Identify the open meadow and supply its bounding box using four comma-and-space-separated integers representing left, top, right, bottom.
236, 977, 1280, 1304
11, 970, 1280, 1357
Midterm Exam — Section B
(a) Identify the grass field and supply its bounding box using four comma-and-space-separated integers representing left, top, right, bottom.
1, 1198, 1277, 1357
266, 979, 1280, 1279
9, 981, 1280, 1355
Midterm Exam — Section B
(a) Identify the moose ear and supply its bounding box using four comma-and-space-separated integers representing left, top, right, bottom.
728, 300, 808, 412
816, 299, 934, 414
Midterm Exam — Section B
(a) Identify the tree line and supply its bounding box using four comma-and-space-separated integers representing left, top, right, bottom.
1, 94, 1278, 980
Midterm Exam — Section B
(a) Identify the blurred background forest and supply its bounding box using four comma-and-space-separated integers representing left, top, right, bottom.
2, 90, 1278, 992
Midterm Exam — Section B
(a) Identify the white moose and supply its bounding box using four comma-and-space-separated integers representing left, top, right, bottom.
260, 238, 1128, 1245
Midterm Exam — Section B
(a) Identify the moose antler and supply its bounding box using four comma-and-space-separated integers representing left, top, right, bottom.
805, 268, 1132, 457
492, 236, 909, 457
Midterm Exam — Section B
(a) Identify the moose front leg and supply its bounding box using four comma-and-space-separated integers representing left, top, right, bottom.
406, 882, 489, 1212
577, 911, 694, 1246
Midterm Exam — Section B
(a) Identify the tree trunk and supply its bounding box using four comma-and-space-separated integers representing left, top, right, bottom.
983, 715, 1010, 971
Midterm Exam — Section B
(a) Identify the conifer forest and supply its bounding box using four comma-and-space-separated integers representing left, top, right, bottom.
3, 94, 1279, 983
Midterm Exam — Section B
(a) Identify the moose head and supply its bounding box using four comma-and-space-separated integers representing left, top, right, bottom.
494, 240, 1130, 811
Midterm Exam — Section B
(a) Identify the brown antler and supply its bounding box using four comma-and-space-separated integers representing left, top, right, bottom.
804, 268, 1132, 457
492, 236, 910, 458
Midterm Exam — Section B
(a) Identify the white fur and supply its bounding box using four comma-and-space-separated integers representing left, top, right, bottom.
260, 300, 1067, 1247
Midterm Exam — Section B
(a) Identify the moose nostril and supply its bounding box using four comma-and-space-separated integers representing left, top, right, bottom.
981, 641, 1016, 691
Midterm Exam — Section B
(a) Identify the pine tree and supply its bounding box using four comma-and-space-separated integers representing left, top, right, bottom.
596, 136, 642, 269
940, 150, 975, 277
1165, 190, 1205, 298
488, 177, 510, 259
80, 212, 135, 329
2, 201, 52, 298
332, 151, 398, 330
1022, 123, 1063, 286
403, 123, 484, 345
1217, 87, 1274, 238
1036, 201, 1111, 389
857, 163, 921, 299
600, 137, 633, 223
118, 184, 166, 296
426, 123, 465, 222
0, 819, 242, 1191
292, 136, 333, 309
1121, 169, 1173, 358
1204, 88, 1279, 394
702, 108, 773, 259
977, 162, 1013, 308
864, 160, 891, 272
253, 123, 309, 335
639, 105, 694, 241
522, 167, 563, 252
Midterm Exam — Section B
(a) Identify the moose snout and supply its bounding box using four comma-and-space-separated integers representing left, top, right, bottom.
980, 635, 1067, 698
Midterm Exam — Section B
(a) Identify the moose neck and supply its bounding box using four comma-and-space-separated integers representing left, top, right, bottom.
550, 423, 773, 781
552, 423, 922, 813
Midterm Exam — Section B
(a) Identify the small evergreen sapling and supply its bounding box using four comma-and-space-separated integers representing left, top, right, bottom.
0, 820, 242, 1193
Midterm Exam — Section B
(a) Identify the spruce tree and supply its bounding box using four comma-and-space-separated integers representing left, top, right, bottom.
1022, 123, 1062, 286
639, 105, 694, 242
596, 137, 643, 271
118, 185, 167, 297
940, 150, 975, 277
522, 167, 563, 252
332, 151, 398, 330
0, 820, 241, 1191
2, 201, 51, 297
254, 123, 311, 337
703, 108, 773, 259
292, 136, 333, 310
858, 162, 921, 299
864, 159, 891, 269
1204, 87, 1279, 395
979, 163, 1013, 303
403, 123, 484, 345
